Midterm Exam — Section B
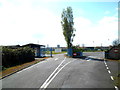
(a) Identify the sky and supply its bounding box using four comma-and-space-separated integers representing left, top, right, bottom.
0, 0, 119, 47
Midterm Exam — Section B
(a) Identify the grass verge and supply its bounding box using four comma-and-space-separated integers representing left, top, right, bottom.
46, 51, 67, 54
113, 73, 120, 88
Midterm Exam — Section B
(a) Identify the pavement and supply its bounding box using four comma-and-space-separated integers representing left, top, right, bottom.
0, 52, 119, 90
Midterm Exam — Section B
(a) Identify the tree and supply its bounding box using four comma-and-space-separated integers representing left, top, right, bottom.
61, 7, 75, 48
112, 39, 120, 46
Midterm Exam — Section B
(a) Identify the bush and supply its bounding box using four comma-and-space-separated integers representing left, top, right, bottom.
2, 47, 35, 69
72, 46, 83, 53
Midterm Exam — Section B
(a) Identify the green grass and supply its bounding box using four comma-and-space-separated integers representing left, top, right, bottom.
83, 50, 104, 52
0, 46, 2, 51
46, 51, 67, 54
113, 73, 120, 87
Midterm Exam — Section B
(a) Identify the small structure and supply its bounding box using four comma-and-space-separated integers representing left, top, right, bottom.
22, 43, 45, 57
105, 45, 120, 60
55, 45, 62, 53
55, 48, 62, 53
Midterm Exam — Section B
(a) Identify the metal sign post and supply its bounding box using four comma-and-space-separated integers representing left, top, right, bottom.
50, 47, 52, 57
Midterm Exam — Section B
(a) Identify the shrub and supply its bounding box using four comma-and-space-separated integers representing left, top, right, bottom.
72, 46, 83, 53
2, 47, 35, 69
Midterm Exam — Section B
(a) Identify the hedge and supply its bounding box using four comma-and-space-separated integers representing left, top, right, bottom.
2, 47, 35, 69
72, 46, 83, 53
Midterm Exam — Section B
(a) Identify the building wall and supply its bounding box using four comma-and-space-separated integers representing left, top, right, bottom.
55, 48, 62, 53
34, 48, 38, 57
40, 46, 45, 57
22, 44, 45, 57
34, 47, 40, 57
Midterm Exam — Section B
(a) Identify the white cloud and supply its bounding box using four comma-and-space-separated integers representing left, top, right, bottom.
73, 17, 95, 46
98, 16, 117, 24
0, 0, 118, 47
0, 0, 66, 47
73, 16, 118, 46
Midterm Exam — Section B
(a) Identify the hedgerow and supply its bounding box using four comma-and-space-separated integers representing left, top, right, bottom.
2, 47, 35, 69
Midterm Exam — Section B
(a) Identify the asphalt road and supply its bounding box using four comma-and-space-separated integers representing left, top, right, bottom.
83, 52, 105, 59
1, 52, 118, 90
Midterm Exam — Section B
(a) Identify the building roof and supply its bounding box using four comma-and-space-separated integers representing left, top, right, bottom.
22, 43, 45, 47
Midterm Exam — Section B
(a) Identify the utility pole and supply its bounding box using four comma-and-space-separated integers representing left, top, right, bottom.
93, 41, 94, 50
37, 40, 39, 44
101, 43, 102, 50
101, 43, 102, 47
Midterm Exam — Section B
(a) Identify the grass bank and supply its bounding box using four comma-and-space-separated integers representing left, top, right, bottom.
46, 51, 67, 54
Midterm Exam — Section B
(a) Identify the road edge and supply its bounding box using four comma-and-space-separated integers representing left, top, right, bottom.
0, 58, 46, 80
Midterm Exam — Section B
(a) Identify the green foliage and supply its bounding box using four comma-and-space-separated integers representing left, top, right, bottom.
2, 47, 35, 69
0, 46, 2, 51
46, 51, 67, 54
112, 39, 120, 46
61, 7, 76, 48
72, 46, 83, 53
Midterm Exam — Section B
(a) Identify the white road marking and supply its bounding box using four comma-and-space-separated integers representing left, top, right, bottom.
41, 60, 75, 89
104, 62, 106, 65
104, 60, 116, 88
104, 61, 106, 64
104, 61, 109, 69
105, 64, 108, 67
110, 76, 114, 80
108, 70, 111, 74
55, 58, 58, 61
86, 58, 91, 61
88, 56, 97, 58
40, 57, 66, 89
115, 86, 119, 90
106, 67, 109, 70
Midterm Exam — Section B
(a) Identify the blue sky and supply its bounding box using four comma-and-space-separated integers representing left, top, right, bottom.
42, 2, 117, 22
0, 0, 118, 47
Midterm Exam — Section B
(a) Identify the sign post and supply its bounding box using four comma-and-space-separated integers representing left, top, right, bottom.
50, 47, 52, 57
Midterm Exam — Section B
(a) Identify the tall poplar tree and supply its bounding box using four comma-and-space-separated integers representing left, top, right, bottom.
61, 7, 76, 48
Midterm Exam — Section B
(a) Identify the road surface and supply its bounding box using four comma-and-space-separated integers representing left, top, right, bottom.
1, 52, 118, 90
